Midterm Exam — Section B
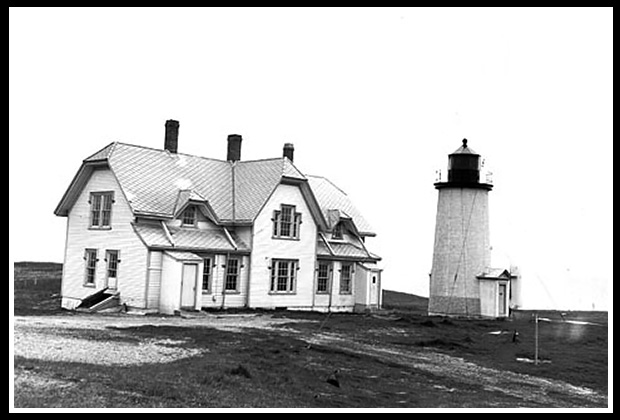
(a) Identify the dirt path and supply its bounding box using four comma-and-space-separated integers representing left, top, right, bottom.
299, 331, 607, 408
13, 313, 607, 408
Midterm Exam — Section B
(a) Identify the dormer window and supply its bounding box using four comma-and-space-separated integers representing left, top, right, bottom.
181, 206, 197, 226
332, 223, 343, 240
273, 204, 302, 239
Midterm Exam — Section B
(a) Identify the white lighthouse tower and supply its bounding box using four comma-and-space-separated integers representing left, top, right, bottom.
429, 139, 509, 317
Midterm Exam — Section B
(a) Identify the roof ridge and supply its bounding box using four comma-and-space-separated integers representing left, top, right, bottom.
236, 156, 283, 164
113, 141, 230, 163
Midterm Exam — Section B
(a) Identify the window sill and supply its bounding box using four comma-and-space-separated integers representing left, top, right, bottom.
83, 283, 96, 288
89, 226, 112, 231
202, 291, 212, 295
271, 236, 300, 241
223, 290, 240, 295
268, 291, 297, 295
339, 291, 352, 295
315, 291, 330, 295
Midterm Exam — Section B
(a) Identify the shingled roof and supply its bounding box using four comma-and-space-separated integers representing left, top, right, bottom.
306, 175, 375, 236
56, 142, 375, 236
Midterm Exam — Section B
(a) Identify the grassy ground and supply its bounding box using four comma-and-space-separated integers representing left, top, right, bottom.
274, 308, 608, 395
13, 262, 63, 316
12, 263, 608, 408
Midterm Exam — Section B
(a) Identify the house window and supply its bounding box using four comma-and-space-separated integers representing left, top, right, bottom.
202, 257, 213, 293
90, 192, 114, 229
340, 263, 353, 294
84, 248, 98, 286
316, 262, 331, 293
272, 205, 302, 239
225, 258, 240, 292
270, 259, 298, 293
332, 223, 343, 240
181, 206, 197, 226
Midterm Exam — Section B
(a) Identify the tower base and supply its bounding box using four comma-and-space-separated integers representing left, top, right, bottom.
428, 295, 481, 317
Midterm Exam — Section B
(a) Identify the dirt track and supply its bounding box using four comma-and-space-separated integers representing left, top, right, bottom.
303, 331, 607, 407
13, 312, 608, 408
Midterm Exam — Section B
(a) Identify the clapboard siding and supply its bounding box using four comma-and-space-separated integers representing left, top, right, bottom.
200, 254, 249, 308
312, 261, 354, 312
146, 250, 163, 309
249, 183, 317, 309
61, 167, 148, 308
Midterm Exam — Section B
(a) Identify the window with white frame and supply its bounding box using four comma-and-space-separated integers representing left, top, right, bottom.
202, 256, 213, 293
181, 206, 197, 226
272, 205, 302, 239
316, 262, 331, 293
270, 259, 298, 293
339, 263, 353, 294
84, 248, 98, 286
90, 192, 114, 229
225, 258, 240, 291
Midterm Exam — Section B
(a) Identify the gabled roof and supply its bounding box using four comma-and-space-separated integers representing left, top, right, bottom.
56, 142, 375, 236
306, 175, 375, 236
84, 142, 117, 162
477, 268, 511, 280
173, 189, 218, 223
233, 157, 306, 222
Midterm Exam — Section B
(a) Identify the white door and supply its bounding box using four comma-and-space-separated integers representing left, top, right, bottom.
498, 283, 507, 316
181, 263, 198, 308
369, 272, 379, 305
106, 250, 119, 290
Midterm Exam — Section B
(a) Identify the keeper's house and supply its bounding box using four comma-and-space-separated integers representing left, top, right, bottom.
54, 120, 381, 314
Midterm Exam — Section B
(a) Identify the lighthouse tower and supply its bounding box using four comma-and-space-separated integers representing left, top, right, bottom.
429, 139, 493, 316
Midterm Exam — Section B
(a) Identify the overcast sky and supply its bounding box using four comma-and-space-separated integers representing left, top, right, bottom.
9, 7, 612, 310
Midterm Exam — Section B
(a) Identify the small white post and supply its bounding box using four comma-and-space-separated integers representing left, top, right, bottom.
534, 312, 539, 365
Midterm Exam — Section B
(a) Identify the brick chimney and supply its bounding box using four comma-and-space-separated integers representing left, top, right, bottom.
227, 134, 242, 161
164, 120, 179, 153
283, 143, 294, 162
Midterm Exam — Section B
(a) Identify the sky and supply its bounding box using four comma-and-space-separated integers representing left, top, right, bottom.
9, 7, 613, 310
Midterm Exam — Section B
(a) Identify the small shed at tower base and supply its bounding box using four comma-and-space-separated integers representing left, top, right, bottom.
477, 268, 515, 318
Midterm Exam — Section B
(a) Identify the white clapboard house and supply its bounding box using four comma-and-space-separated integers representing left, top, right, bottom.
54, 120, 382, 314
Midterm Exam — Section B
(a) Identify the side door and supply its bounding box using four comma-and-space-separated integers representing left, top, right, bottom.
105, 250, 119, 290
369, 273, 379, 306
181, 263, 198, 308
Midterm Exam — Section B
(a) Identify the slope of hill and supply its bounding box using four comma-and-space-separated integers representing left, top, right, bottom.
382, 289, 429, 314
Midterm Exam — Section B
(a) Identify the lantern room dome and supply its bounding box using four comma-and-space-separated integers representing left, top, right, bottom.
451, 138, 478, 155
435, 139, 492, 191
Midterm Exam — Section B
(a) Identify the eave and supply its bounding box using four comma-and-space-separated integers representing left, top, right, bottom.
317, 254, 382, 263
54, 160, 109, 217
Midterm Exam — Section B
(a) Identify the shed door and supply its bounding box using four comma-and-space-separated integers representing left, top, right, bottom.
498, 283, 507, 316
369, 273, 379, 305
181, 263, 198, 308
